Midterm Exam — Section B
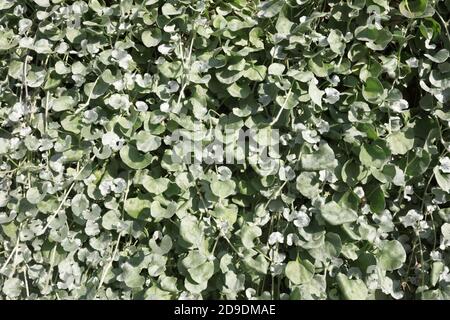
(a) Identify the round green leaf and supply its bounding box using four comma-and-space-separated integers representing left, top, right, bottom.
362, 77, 384, 104
285, 260, 315, 285
320, 201, 358, 225
120, 144, 153, 170
210, 179, 236, 199
142, 28, 162, 48
377, 240, 406, 271
337, 273, 368, 300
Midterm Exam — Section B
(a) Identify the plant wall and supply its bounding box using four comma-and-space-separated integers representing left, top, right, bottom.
1, 0, 450, 300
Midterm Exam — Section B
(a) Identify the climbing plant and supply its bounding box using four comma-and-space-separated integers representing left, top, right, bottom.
1, 0, 450, 300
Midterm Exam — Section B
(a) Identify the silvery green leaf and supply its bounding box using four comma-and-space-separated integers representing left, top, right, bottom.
180, 215, 203, 248
323, 88, 340, 104
124, 196, 152, 220
386, 129, 414, 155
134, 131, 161, 153
112, 49, 133, 69
336, 273, 368, 300
301, 130, 320, 144
434, 166, 450, 193
227, 82, 250, 98
135, 101, 148, 112
399, 209, 423, 228
53, 96, 77, 112
292, 209, 311, 228
122, 263, 145, 288
142, 29, 162, 48
33, 0, 50, 7
268, 232, 284, 245
106, 94, 130, 110
243, 65, 267, 81
320, 201, 358, 225
0, 191, 9, 208
439, 157, 450, 173
243, 254, 269, 275
85, 220, 100, 236
240, 223, 261, 249
158, 44, 174, 55
142, 176, 169, 195
2, 278, 23, 298
285, 260, 314, 285
301, 142, 337, 171
377, 240, 406, 271
102, 132, 124, 152
0, 0, 14, 10
216, 70, 243, 84
161, 3, 182, 16
25, 187, 43, 204
279, 165, 295, 181
149, 235, 172, 255
120, 145, 153, 170
71, 194, 89, 217
33, 39, 52, 54
150, 201, 176, 220
359, 140, 391, 169
189, 260, 214, 284
217, 166, 232, 181
296, 172, 321, 199
257, 0, 284, 18
424, 49, 449, 64
327, 29, 345, 55
308, 78, 324, 107
268, 63, 285, 76
389, 99, 409, 113
210, 179, 236, 198
101, 210, 121, 230
362, 77, 385, 104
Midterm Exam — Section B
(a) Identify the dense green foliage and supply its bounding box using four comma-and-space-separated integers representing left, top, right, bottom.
1, 0, 450, 300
